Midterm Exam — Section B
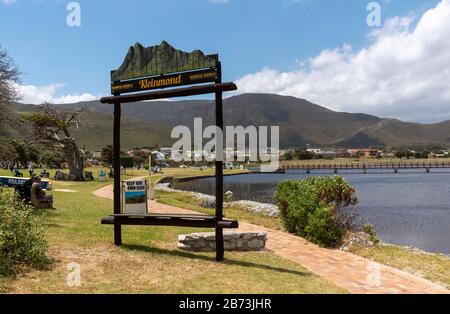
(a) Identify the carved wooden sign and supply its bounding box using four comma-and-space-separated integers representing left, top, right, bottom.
110, 41, 219, 94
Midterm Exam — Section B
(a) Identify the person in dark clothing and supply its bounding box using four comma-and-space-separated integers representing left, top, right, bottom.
23, 174, 36, 201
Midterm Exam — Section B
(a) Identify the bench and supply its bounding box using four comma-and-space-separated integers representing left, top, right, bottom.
102, 213, 238, 229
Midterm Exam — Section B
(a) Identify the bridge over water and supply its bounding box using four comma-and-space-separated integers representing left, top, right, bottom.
279, 162, 450, 174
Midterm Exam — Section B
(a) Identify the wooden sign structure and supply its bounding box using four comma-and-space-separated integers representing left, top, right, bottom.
100, 41, 238, 261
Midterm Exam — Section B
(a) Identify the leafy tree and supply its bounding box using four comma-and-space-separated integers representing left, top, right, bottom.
7, 140, 39, 166
101, 145, 113, 165
294, 149, 314, 160
275, 176, 365, 247
132, 150, 151, 166
281, 151, 294, 161
414, 151, 429, 159
25, 104, 87, 181
38, 149, 65, 169
0, 46, 21, 131
0, 142, 17, 162
395, 150, 413, 159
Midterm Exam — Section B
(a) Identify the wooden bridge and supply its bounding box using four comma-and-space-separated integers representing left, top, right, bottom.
279, 162, 450, 173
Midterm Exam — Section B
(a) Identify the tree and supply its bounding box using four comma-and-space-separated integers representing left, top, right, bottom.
294, 149, 314, 160
38, 149, 65, 169
8, 139, 39, 167
26, 104, 87, 181
0, 46, 21, 130
0, 142, 17, 162
101, 145, 113, 165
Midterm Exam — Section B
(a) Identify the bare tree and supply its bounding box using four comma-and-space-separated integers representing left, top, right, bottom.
0, 46, 21, 128
26, 104, 88, 181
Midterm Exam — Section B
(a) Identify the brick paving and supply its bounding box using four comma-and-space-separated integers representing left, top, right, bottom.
94, 184, 449, 294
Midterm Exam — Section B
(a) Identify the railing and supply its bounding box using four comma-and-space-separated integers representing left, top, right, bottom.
280, 162, 450, 171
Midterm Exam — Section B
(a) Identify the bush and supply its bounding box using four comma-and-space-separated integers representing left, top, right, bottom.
0, 188, 49, 276
275, 176, 364, 247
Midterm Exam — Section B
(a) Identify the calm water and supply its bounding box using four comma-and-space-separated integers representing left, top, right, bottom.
174, 169, 450, 255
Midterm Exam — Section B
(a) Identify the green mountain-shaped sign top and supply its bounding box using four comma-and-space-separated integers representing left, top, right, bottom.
111, 41, 218, 82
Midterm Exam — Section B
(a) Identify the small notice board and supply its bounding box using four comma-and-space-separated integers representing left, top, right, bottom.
122, 179, 148, 214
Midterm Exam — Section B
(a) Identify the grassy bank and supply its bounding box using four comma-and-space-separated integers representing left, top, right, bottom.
156, 186, 450, 290
0, 168, 344, 294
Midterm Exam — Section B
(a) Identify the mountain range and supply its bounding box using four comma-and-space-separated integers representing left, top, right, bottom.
8, 93, 450, 150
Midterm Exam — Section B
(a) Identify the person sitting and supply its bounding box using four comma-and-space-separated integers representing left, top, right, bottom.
16, 173, 36, 203
21, 173, 36, 203
31, 176, 53, 209
40, 169, 50, 178
13, 168, 23, 177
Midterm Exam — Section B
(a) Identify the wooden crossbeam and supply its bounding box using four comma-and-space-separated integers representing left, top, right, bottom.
101, 214, 239, 229
100, 82, 237, 104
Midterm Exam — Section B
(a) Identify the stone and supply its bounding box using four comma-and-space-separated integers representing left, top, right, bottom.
192, 240, 207, 248
223, 232, 240, 240
177, 243, 192, 250
177, 231, 267, 252
224, 241, 237, 250
257, 232, 268, 238
242, 233, 256, 240
247, 239, 265, 249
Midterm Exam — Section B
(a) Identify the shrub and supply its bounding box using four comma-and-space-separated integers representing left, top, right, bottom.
0, 188, 49, 276
275, 176, 365, 247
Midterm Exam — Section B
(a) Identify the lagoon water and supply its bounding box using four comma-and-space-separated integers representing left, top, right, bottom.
174, 169, 450, 255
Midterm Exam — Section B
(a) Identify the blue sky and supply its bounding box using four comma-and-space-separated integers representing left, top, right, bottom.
1, 0, 449, 122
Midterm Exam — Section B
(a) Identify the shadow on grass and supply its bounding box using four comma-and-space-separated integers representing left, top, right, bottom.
122, 244, 311, 277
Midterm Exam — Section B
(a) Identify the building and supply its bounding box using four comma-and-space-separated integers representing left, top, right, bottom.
307, 148, 322, 155
348, 148, 380, 158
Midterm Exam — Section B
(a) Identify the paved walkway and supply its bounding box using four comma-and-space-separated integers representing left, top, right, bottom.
94, 184, 449, 294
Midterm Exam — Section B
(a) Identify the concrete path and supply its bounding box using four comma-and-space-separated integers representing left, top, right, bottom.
94, 184, 449, 294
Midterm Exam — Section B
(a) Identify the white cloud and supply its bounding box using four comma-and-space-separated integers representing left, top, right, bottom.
209, 0, 228, 4
236, 0, 450, 123
16, 83, 97, 104
1, 0, 16, 5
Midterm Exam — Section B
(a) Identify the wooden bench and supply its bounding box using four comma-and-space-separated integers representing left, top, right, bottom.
101, 213, 238, 229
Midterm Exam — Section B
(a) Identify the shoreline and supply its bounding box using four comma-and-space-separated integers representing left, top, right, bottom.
157, 174, 450, 258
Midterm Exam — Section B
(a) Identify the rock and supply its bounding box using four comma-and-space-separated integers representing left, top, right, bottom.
177, 243, 192, 250
177, 231, 267, 252
223, 232, 240, 240
224, 241, 236, 250
247, 239, 265, 249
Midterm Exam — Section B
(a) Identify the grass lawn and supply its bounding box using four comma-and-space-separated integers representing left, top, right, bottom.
0, 168, 345, 294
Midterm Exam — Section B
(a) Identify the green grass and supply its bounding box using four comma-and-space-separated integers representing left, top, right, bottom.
350, 244, 450, 290
0, 168, 345, 294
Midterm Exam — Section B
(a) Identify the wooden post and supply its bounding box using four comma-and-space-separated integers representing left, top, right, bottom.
215, 62, 224, 262
113, 100, 122, 246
